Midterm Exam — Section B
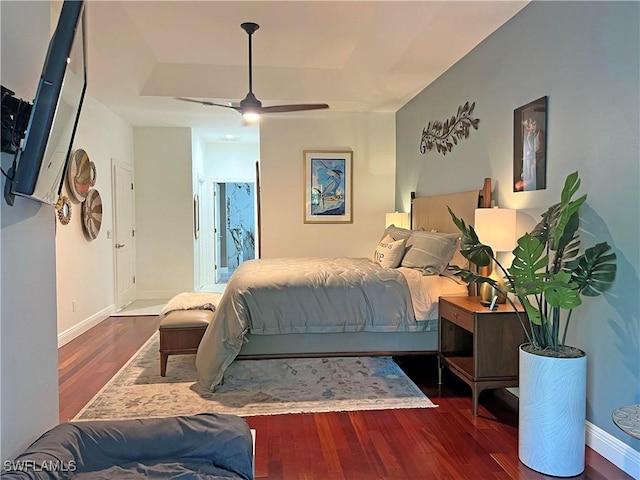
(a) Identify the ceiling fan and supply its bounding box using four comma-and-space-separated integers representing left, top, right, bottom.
177, 22, 329, 121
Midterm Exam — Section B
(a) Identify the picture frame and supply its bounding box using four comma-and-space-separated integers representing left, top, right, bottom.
513, 96, 547, 192
303, 150, 353, 224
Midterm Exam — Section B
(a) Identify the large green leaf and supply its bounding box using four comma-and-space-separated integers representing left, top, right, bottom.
560, 235, 581, 268
530, 203, 557, 246
521, 296, 542, 327
551, 212, 581, 272
448, 206, 493, 267
570, 242, 617, 297
449, 267, 498, 289
543, 272, 582, 309
549, 172, 587, 251
509, 234, 548, 295
561, 171, 581, 205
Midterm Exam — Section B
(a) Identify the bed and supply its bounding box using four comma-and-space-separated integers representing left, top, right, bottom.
195, 179, 491, 390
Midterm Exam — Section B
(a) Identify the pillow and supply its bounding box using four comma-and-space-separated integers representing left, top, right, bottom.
400, 231, 459, 275
373, 234, 406, 268
449, 250, 468, 269
380, 224, 412, 242
424, 229, 467, 269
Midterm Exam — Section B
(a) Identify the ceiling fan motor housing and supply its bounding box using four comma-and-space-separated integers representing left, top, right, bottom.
240, 91, 262, 111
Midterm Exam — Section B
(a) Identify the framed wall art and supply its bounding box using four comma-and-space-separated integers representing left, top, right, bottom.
303, 150, 353, 224
513, 96, 547, 192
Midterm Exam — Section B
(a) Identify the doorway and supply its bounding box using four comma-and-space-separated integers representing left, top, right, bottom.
112, 161, 136, 310
215, 182, 256, 283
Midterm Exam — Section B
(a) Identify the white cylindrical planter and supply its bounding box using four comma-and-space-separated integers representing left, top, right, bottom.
519, 345, 587, 477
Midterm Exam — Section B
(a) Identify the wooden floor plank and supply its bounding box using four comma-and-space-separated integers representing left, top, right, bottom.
57, 316, 633, 479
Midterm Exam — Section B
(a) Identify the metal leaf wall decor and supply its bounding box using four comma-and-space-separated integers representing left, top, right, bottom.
420, 101, 480, 155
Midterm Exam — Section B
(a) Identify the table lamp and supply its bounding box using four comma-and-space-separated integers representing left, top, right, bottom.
474, 208, 516, 304
385, 212, 410, 229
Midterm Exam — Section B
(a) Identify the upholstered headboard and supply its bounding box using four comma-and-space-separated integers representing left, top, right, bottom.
410, 178, 491, 232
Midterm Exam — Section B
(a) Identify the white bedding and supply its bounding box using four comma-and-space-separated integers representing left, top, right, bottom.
397, 267, 468, 320
195, 257, 467, 390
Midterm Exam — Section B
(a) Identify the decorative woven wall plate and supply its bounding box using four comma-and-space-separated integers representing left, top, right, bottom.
67, 148, 97, 202
82, 189, 103, 240
56, 195, 72, 225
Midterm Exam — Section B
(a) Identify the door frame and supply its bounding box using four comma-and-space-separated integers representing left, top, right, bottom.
211, 178, 258, 282
111, 159, 136, 310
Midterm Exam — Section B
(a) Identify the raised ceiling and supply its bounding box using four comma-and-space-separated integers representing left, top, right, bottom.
84, 1, 528, 143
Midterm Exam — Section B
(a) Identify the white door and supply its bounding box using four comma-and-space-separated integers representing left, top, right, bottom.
195, 177, 216, 290
113, 162, 136, 309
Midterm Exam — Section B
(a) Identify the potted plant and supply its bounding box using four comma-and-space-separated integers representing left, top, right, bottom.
448, 171, 617, 477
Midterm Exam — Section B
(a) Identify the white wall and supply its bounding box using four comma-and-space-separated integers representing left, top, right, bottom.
192, 131, 205, 289
396, 0, 640, 471
203, 142, 259, 181
0, 0, 60, 461
134, 127, 195, 299
260, 112, 396, 258
55, 96, 135, 344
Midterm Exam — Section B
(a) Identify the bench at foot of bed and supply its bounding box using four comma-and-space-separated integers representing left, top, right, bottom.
159, 310, 214, 376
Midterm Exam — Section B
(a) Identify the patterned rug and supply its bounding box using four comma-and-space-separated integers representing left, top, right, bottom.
75, 333, 436, 420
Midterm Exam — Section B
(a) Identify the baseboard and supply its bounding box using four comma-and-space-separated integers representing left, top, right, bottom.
57, 304, 115, 347
493, 387, 519, 412
495, 388, 639, 479
587, 422, 640, 479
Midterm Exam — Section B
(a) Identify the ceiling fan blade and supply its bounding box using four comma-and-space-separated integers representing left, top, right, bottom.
260, 104, 330, 113
175, 97, 241, 112
175, 24, 330, 118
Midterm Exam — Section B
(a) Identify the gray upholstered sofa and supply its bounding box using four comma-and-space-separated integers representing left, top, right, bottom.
1, 413, 253, 479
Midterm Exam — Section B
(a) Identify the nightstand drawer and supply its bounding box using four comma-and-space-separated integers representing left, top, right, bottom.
440, 301, 474, 332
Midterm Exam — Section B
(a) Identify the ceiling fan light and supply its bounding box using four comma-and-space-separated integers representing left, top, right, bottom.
242, 111, 261, 123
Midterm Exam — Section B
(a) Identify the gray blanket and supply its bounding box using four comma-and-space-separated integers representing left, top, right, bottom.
195, 257, 421, 391
2, 413, 253, 479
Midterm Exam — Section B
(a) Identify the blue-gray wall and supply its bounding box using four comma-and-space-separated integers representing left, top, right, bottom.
397, 0, 639, 454
1, 1, 61, 460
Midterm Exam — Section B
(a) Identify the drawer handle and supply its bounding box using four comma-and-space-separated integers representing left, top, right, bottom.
454, 313, 458, 318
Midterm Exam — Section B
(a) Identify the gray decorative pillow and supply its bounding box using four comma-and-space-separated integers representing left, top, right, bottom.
401, 231, 460, 275
449, 248, 469, 270
380, 224, 412, 242
373, 234, 406, 268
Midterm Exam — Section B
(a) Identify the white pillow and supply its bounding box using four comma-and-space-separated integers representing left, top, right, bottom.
373, 234, 406, 268
380, 224, 412, 242
400, 231, 459, 275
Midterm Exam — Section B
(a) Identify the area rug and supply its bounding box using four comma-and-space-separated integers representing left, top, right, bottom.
74, 333, 437, 420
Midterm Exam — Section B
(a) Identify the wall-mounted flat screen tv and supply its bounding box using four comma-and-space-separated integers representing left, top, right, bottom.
9, 0, 86, 206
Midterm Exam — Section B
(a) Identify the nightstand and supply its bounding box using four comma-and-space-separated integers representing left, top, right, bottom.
438, 295, 527, 416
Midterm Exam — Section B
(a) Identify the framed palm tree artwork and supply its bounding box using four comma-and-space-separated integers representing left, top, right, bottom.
303, 150, 353, 224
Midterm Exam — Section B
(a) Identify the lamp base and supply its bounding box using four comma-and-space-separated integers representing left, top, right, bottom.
479, 269, 507, 304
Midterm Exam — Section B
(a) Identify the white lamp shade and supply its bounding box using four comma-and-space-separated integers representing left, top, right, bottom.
385, 212, 410, 229
474, 208, 516, 252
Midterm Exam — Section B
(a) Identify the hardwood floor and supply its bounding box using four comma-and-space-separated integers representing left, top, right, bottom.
58, 316, 632, 479
58, 315, 162, 422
